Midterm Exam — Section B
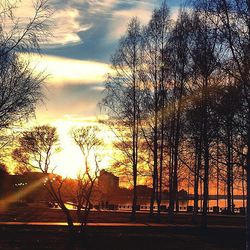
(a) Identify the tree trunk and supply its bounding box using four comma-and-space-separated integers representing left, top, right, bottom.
131, 164, 138, 221
150, 82, 159, 218
226, 121, 233, 214
243, 166, 246, 209
216, 138, 219, 209
131, 49, 139, 221
168, 139, 174, 223
193, 139, 201, 223
201, 142, 209, 228
246, 110, 250, 250
171, 93, 182, 220
64, 208, 74, 233
150, 174, 156, 217
201, 75, 209, 229
157, 101, 165, 218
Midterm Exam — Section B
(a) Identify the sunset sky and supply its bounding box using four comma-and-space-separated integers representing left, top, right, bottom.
18, 0, 183, 177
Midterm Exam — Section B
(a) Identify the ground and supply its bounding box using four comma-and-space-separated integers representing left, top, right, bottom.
0, 204, 246, 249
0, 225, 245, 250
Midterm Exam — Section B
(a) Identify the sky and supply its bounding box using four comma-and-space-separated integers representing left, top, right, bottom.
17, 0, 183, 178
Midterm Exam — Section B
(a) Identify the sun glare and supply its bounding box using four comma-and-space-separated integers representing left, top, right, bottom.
37, 118, 115, 179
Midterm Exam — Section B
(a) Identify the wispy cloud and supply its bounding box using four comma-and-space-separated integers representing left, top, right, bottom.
47, 8, 92, 46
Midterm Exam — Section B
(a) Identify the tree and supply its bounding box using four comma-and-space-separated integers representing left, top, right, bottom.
0, 0, 52, 57
214, 83, 242, 213
140, 1, 170, 217
0, 56, 45, 129
0, 0, 51, 130
195, 0, 250, 244
187, 7, 221, 227
101, 17, 143, 220
12, 125, 75, 232
71, 126, 103, 231
166, 9, 190, 222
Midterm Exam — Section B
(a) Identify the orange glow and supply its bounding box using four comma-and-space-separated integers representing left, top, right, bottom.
21, 116, 115, 179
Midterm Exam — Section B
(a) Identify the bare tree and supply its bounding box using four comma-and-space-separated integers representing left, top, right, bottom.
12, 125, 75, 232
0, 55, 45, 129
187, 7, 221, 227
193, 0, 250, 244
101, 17, 143, 221
0, 0, 52, 142
140, 1, 170, 217
166, 9, 190, 222
0, 0, 52, 57
71, 126, 103, 231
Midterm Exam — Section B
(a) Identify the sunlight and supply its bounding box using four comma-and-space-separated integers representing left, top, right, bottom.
27, 54, 111, 85
0, 177, 45, 213
46, 118, 115, 179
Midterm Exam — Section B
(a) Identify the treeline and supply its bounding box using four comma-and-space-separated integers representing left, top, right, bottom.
101, 0, 250, 233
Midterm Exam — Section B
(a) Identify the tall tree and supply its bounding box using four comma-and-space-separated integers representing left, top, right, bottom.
188, 8, 221, 227
141, 1, 170, 217
166, 10, 190, 222
102, 17, 143, 220
203, 0, 250, 245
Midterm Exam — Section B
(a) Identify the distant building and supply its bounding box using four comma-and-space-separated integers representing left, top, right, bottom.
98, 170, 119, 195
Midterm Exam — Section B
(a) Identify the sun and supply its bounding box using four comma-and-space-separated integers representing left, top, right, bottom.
39, 117, 115, 179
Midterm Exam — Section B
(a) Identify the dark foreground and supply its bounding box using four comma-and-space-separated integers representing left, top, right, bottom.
0, 224, 245, 250
0, 205, 246, 249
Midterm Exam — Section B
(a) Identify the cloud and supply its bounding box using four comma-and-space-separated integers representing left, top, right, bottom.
7, 0, 184, 61
108, 5, 152, 41
47, 8, 92, 46
4, 0, 93, 47
27, 53, 110, 85
36, 82, 104, 122
170, 7, 181, 21
82, 0, 118, 13
20, 52, 108, 121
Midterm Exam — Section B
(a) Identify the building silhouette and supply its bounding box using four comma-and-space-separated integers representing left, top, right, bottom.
98, 170, 119, 194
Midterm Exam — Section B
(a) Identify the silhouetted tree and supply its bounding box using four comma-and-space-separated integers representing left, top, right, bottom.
0, 0, 51, 134
194, 0, 250, 244
71, 126, 103, 231
12, 125, 75, 232
140, 1, 170, 217
166, 9, 190, 222
0, 0, 52, 57
0, 56, 45, 129
102, 17, 143, 221
188, 8, 221, 227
